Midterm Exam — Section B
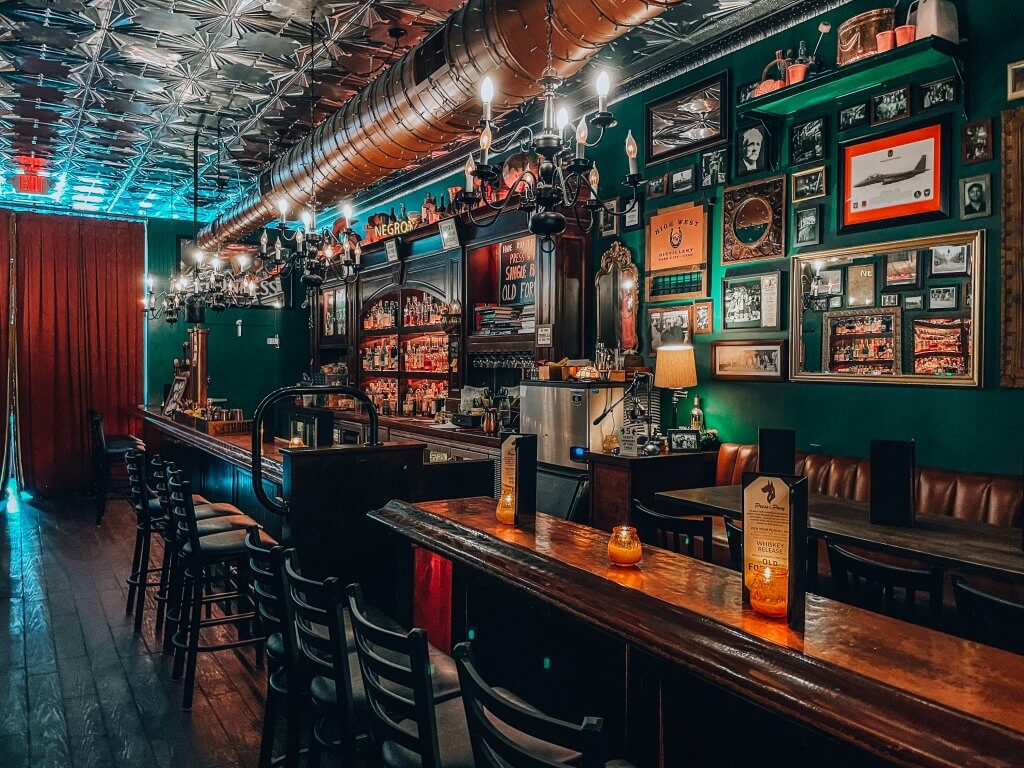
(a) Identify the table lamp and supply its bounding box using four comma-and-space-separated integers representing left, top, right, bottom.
654, 343, 697, 428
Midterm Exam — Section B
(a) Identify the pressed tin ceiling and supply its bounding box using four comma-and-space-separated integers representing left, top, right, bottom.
0, 0, 777, 223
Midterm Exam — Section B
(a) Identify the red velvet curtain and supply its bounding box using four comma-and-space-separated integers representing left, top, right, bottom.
0, 212, 11, 472
16, 213, 144, 495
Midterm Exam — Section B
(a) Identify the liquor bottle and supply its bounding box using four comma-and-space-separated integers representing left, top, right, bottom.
399, 203, 407, 223
438, 194, 448, 217
689, 396, 705, 431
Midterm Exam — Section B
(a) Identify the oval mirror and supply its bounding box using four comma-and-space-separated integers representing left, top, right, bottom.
733, 196, 772, 245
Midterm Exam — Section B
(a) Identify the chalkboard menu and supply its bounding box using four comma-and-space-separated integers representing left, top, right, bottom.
498, 235, 536, 306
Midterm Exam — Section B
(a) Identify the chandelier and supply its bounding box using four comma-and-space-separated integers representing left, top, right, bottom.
143, 250, 261, 323
456, 0, 643, 246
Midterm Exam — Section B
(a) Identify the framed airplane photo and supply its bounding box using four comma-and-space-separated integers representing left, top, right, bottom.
839, 121, 948, 233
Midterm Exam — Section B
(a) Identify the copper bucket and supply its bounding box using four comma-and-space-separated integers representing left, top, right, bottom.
837, 8, 896, 66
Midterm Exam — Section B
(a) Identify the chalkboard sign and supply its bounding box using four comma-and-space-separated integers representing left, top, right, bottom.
498, 235, 536, 306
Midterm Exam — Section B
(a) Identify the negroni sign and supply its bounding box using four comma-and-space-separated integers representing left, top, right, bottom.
372, 219, 415, 239
646, 202, 708, 272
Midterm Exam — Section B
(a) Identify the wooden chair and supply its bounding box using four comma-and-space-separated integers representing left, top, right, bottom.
454, 642, 637, 768
723, 517, 743, 572
951, 575, 1024, 654
825, 538, 943, 625
631, 500, 713, 561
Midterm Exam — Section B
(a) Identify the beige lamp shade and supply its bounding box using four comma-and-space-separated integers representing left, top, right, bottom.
654, 344, 697, 389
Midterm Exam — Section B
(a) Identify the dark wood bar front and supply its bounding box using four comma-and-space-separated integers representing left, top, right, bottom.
369, 496, 1024, 768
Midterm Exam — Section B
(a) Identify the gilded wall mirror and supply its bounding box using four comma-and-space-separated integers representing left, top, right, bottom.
596, 241, 639, 353
790, 230, 983, 387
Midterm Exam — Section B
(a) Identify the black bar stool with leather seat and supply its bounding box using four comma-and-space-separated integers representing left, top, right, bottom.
153, 457, 256, 649
167, 469, 277, 709
951, 575, 1024, 654
454, 642, 637, 768
245, 527, 305, 768
632, 500, 713, 562
124, 449, 174, 633
90, 409, 144, 526
723, 517, 743, 572
826, 538, 944, 626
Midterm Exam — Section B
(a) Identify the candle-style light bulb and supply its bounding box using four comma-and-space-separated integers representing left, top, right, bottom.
465, 155, 475, 190
575, 118, 588, 159
273, 238, 282, 259
259, 229, 268, 254
277, 198, 288, 221
342, 203, 353, 225
193, 249, 205, 264
625, 130, 638, 175
323, 244, 333, 261
354, 243, 362, 267
211, 257, 222, 272
480, 75, 494, 122
589, 166, 600, 190
596, 70, 610, 113
238, 255, 250, 270
556, 107, 569, 134
300, 210, 312, 231
479, 123, 492, 165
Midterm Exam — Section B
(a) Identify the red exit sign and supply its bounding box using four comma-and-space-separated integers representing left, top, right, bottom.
16, 174, 48, 194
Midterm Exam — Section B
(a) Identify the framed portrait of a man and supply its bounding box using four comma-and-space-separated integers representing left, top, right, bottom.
736, 123, 769, 177
960, 174, 991, 220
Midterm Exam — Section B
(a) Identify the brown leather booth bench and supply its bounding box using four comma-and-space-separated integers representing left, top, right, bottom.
715, 442, 1023, 528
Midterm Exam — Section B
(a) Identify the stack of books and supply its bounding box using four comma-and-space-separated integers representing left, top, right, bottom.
520, 305, 536, 333
474, 303, 534, 335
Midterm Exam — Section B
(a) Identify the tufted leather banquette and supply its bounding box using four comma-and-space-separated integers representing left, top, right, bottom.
715, 443, 1023, 528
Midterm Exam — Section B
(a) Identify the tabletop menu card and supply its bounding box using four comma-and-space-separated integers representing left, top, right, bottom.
758, 427, 796, 475
869, 439, 916, 526
742, 472, 808, 629
498, 433, 537, 528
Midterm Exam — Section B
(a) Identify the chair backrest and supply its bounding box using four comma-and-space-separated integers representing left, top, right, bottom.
632, 500, 712, 561
88, 410, 106, 456
124, 449, 148, 520
346, 582, 442, 768
453, 642, 606, 768
825, 538, 943, 623
566, 476, 590, 525
150, 456, 174, 532
167, 467, 202, 553
951, 575, 1024, 654
723, 517, 742, 572
245, 526, 291, 659
280, 551, 356, 721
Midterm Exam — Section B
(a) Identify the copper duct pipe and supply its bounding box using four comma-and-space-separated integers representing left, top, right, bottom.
197, 0, 677, 250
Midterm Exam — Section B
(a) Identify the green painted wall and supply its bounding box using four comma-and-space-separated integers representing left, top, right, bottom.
145, 218, 310, 416
578, 0, 1022, 475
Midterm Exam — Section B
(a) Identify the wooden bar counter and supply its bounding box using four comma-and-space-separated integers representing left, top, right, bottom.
369, 496, 1024, 768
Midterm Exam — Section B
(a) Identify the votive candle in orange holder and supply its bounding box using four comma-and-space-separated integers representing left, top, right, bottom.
496, 491, 516, 525
748, 566, 788, 618
607, 526, 642, 567
287, 436, 305, 448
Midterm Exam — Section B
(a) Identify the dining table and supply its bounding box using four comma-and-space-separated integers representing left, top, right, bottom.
656, 485, 1024, 582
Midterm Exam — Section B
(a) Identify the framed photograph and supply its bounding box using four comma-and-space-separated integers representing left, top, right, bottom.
721, 175, 785, 264
790, 117, 826, 166
846, 263, 876, 308
722, 271, 782, 331
904, 294, 925, 311
692, 300, 713, 334
792, 166, 826, 202
599, 199, 619, 238
711, 340, 788, 382
919, 77, 957, 111
671, 166, 696, 195
840, 121, 947, 232
668, 428, 702, 452
439, 217, 460, 250
700, 148, 728, 188
646, 72, 729, 165
929, 285, 959, 310
962, 118, 993, 164
622, 197, 643, 231
737, 81, 759, 104
884, 250, 920, 289
838, 102, 869, 132
881, 293, 899, 307
828, 295, 844, 309
736, 123, 770, 176
817, 268, 843, 296
647, 173, 669, 199
912, 317, 971, 376
871, 85, 911, 125
930, 244, 969, 275
960, 174, 991, 220
793, 205, 821, 247
162, 373, 189, 416
647, 305, 691, 351
1008, 60, 1024, 100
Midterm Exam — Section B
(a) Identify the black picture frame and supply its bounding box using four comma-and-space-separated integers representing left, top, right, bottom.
883, 249, 921, 290
735, 122, 771, 177
838, 101, 870, 132
670, 166, 696, 195
621, 196, 644, 232
918, 76, 958, 112
668, 428, 702, 452
928, 284, 959, 311
646, 72, 730, 166
700, 148, 728, 189
599, 199, 619, 238
793, 205, 821, 248
790, 116, 827, 166
721, 271, 783, 331
870, 85, 911, 126
647, 173, 669, 199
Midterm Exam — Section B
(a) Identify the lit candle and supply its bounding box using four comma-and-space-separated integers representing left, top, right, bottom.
588, 166, 600, 191
749, 565, 788, 618
607, 525, 642, 567
575, 117, 588, 159
288, 436, 305, 448
496, 491, 515, 524
480, 75, 494, 122
465, 155, 475, 190
596, 70, 610, 113
625, 130, 638, 175
277, 198, 288, 222
479, 123, 492, 166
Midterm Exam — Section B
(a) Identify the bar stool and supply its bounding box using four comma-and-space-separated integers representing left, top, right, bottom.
632, 501, 713, 561
951, 575, 1024, 654
245, 528, 305, 768
124, 449, 171, 633
167, 469, 276, 708
454, 642, 637, 768
89, 409, 144, 525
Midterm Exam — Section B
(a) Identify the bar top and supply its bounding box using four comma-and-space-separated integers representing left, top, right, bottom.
370, 496, 1024, 768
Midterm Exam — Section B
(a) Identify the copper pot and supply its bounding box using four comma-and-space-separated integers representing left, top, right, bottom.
837, 8, 896, 66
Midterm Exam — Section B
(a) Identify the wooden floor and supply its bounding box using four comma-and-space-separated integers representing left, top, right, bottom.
0, 494, 269, 768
